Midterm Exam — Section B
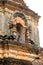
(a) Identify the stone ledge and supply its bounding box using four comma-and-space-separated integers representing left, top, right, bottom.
0, 40, 39, 54
0, 57, 32, 65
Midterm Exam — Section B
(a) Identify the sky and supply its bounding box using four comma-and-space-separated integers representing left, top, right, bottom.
24, 0, 43, 48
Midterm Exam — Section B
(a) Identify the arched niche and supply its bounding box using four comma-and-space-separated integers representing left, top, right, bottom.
16, 23, 23, 33
9, 11, 27, 43
16, 23, 25, 43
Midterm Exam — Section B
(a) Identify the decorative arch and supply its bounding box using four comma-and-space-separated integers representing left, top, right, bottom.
9, 11, 27, 42
13, 11, 27, 25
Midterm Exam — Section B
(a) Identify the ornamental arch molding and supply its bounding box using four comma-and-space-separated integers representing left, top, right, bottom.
13, 11, 27, 25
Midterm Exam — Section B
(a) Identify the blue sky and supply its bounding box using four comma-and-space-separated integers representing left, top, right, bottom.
24, 0, 43, 48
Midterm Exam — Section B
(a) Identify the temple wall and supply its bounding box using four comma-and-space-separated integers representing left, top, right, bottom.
0, 0, 41, 65
26, 15, 39, 46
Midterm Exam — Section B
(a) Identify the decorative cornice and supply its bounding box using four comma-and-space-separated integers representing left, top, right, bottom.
0, 0, 40, 19
7, 0, 40, 19
0, 39, 39, 54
